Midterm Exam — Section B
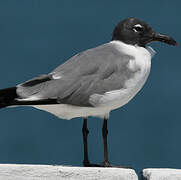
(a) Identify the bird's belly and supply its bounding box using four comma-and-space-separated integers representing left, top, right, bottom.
33, 104, 110, 120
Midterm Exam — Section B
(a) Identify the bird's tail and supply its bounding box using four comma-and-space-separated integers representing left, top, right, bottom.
0, 86, 58, 108
0, 87, 17, 108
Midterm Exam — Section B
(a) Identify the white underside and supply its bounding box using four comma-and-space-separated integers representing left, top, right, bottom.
32, 41, 154, 120
33, 104, 110, 120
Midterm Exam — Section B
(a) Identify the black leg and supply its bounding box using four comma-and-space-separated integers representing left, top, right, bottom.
82, 118, 100, 167
82, 118, 90, 166
101, 118, 111, 167
100, 118, 132, 168
82, 117, 131, 168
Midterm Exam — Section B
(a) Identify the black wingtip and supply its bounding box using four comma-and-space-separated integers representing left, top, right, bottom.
0, 87, 17, 108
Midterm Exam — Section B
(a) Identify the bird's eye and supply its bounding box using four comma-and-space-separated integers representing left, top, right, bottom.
133, 24, 143, 32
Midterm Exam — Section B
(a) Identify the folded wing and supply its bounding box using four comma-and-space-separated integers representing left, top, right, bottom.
16, 43, 135, 107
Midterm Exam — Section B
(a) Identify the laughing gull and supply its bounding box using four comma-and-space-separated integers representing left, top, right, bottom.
0, 18, 177, 167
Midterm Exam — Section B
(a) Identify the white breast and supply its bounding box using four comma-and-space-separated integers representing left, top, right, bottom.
34, 41, 154, 120
95, 41, 153, 110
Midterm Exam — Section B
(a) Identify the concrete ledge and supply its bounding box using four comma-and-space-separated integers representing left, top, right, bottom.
142, 168, 181, 180
0, 164, 138, 180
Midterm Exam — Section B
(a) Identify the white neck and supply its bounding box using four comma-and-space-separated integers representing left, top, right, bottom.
110, 40, 156, 58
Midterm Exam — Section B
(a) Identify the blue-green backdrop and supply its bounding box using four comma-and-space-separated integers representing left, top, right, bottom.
0, 0, 180, 174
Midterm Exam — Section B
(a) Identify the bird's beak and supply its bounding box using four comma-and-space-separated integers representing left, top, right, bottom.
152, 32, 178, 46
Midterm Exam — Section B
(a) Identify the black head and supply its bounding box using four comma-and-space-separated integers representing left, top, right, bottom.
112, 18, 177, 47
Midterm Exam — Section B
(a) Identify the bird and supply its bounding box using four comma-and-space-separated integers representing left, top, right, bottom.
0, 17, 177, 167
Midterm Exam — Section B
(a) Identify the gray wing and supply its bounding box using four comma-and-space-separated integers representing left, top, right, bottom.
17, 42, 136, 107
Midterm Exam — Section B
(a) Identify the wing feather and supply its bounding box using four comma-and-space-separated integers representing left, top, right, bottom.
17, 42, 135, 107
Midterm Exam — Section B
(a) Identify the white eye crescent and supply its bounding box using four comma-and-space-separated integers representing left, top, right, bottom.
133, 24, 143, 32
134, 24, 142, 28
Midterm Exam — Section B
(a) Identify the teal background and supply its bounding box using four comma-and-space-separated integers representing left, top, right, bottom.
0, 0, 180, 175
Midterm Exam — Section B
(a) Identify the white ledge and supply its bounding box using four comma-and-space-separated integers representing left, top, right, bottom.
142, 168, 181, 180
0, 164, 138, 180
